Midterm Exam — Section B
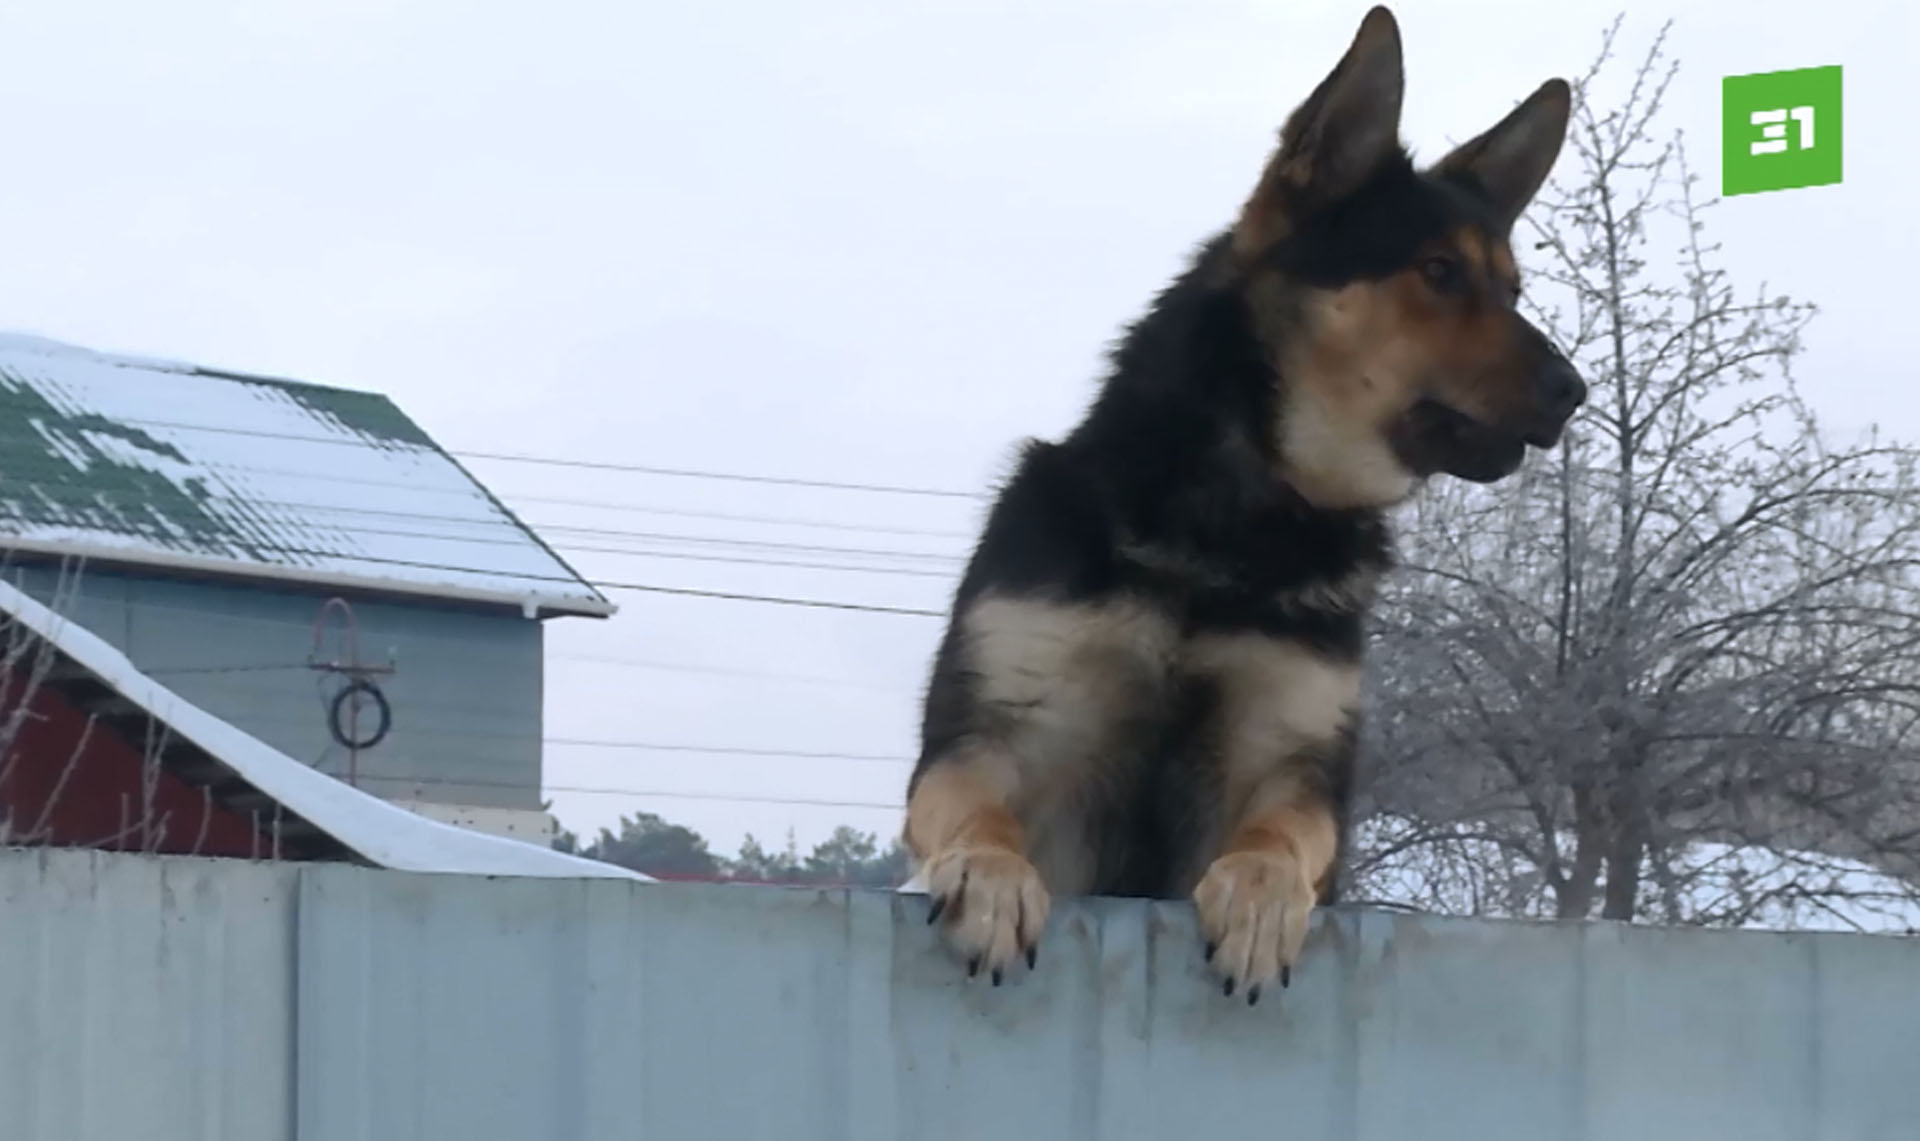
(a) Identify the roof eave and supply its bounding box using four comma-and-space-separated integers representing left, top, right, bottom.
0, 537, 618, 620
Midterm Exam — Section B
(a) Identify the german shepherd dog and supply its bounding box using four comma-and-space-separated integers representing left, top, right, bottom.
904, 6, 1583, 1005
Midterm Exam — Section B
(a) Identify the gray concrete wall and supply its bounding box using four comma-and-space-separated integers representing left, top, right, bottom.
3, 848, 1917, 1141
6, 562, 543, 809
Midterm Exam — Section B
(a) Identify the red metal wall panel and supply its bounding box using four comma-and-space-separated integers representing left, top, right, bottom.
0, 676, 267, 857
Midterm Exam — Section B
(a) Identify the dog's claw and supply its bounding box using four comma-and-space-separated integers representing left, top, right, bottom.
1025, 946, 1037, 970
921, 844, 1049, 987
926, 897, 946, 925
1193, 849, 1312, 1011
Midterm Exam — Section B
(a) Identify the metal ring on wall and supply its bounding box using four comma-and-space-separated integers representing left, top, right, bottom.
328, 678, 393, 750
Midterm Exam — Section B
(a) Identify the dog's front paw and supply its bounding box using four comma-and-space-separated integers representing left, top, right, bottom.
922, 844, 1049, 985
1192, 848, 1316, 1006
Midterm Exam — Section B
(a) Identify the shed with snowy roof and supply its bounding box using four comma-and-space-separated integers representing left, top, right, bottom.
0, 333, 613, 845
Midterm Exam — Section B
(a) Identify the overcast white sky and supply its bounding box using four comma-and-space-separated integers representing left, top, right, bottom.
0, 0, 1912, 857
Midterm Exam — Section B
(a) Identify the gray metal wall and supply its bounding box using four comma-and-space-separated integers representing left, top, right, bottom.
4, 848, 1917, 1141
6, 562, 543, 809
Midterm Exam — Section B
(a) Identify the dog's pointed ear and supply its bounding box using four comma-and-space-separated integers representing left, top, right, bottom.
1235, 6, 1405, 254
1432, 79, 1572, 232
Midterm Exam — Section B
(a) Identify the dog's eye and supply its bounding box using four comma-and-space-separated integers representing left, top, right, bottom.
1421, 256, 1463, 293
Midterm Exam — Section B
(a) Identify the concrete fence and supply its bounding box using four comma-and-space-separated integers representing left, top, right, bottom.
3, 847, 1917, 1140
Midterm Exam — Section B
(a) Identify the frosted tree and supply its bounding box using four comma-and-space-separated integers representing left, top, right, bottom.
1352, 19, 1920, 930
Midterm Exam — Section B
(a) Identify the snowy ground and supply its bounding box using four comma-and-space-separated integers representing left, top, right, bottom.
1353, 813, 1920, 935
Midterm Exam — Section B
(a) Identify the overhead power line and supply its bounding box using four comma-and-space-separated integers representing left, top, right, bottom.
457, 448, 983, 500
509, 496, 974, 540
547, 528, 962, 564
3, 508, 954, 615
0, 473, 976, 544
93, 618, 916, 695
545, 737, 911, 764
0, 491, 965, 569
545, 785, 905, 810
0, 422, 984, 613
69, 414, 987, 500
607, 581, 945, 616
208, 710, 917, 762
6, 503, 965, 577
352, 771, 906, 811
552, 652, 915, 693
571, 548, 956, 579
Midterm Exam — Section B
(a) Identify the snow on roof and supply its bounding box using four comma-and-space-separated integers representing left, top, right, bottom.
0, 575, 647, 881
0, 333, 613, 618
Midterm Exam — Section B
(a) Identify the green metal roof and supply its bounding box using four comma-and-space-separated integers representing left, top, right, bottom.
0, 334, 613, 617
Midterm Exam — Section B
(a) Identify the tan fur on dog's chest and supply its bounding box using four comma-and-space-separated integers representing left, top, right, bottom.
959, 592, 1362, 888
1182, 632, 1360, 810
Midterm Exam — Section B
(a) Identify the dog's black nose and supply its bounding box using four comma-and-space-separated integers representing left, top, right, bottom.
1538, 360, 1586, 418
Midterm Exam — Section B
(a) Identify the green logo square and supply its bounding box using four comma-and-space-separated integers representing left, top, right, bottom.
1722, 65, 1843, 196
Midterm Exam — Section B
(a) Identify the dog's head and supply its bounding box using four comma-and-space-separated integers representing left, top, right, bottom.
1232, 5, 1584, 509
